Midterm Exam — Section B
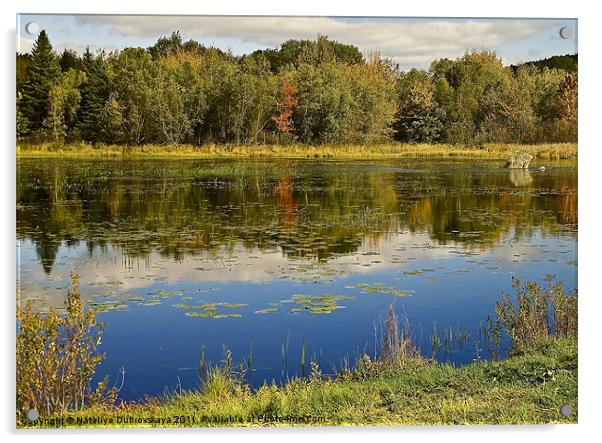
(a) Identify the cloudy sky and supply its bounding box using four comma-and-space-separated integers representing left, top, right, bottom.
17, 15, 577, 70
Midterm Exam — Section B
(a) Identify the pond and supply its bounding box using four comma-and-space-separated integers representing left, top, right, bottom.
16, 157, 577, 400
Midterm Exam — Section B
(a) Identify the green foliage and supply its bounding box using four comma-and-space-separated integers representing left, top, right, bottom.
20, 30, 61, 131
249, 35, 364, 72
59, 49, 81, 72
77, 48, 110, 143
492, 274, 577, 354
395, 69, 442, 143
45, 69, 86, 142
515, 54, 578, 73
16, 273, 116, 420
16, 31, 577, 146
109, 48, 157, 144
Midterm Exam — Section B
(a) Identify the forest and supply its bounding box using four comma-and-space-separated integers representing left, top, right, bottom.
16, 31, 578, 147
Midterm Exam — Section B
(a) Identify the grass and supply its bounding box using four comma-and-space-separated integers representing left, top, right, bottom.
20, 337, 576, 427
17, 275, 578, 428
17, 141, 577, 160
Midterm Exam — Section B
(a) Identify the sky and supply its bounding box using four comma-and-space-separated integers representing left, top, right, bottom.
16, 15, 577, 70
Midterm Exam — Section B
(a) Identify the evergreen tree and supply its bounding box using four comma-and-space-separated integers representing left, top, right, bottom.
77, 48, 110, 143
59, 49, 80, 72
20, 30, 61, 131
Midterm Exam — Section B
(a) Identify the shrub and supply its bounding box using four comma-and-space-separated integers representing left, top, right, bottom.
494, 274, 577, 354
16, 273, 117, 418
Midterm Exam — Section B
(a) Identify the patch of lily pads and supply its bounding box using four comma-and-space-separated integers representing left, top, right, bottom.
173, 301, 248, 319
88, 300, 128, 312
346, 283, 412, 297
281, 293, 353, 315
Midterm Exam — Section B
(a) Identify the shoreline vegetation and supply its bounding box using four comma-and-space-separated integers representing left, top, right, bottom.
18, 32, 576, 155
17, 275, 577, 428
17, 142, 578, 161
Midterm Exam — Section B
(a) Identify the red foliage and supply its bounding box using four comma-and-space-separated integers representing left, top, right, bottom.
273, 77, 299, 134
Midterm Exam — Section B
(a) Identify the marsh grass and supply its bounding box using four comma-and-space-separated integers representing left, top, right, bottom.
16, 273, 118, 422
491, 274, 577, 355
380, 305, 423, 366
17, 142, 577, 160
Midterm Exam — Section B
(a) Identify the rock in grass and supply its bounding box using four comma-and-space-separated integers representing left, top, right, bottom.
505, 152, 533, 169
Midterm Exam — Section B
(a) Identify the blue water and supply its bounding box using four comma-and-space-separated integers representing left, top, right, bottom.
16, 158, 578, 400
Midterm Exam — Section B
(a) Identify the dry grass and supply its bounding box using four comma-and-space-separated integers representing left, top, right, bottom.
17, 141, 577, 160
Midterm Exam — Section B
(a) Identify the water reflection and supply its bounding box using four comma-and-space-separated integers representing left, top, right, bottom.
16, 158, 577, 397
17, 158, 577, 276
508, 170, 533, 187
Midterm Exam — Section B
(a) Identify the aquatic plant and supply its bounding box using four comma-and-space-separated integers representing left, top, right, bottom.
199, 346, 250, 399
379, 304, 423, 366
347, 283, 411, 297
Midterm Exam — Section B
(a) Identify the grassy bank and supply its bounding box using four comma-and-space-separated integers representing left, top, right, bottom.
17, 142, 577, 160
21, 337, 577, 427
17, 272, 577, 428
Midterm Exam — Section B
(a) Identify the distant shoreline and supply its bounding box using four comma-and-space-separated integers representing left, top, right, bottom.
17, 142, 578, 161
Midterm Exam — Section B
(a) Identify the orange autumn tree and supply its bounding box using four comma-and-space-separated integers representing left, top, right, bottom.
273, 75, 299, 135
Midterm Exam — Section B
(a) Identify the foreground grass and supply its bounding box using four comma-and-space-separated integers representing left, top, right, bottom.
20, 337, 577, 428
17, 142, 577, 160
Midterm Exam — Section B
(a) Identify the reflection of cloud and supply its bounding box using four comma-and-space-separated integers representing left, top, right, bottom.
72, 16, 549, 68
18, 229, 567, 309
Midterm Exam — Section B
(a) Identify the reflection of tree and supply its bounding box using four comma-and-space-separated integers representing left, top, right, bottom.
17, 160, 577, 273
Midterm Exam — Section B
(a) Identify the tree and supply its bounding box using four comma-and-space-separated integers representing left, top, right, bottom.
348, 55, 397, 143
395, 69, 442, 143
20, 30, 61, 131
431, 51, 513, 144
59, 49, 80, 72
45, 69, 86, 142
97, 93, 124, 143
249, 36, 364, 73
151, 58, 193, 144
273, 74, 299, 136
77, 48, 110, 143
109, 48, 157, 144
293, 61, 353, 144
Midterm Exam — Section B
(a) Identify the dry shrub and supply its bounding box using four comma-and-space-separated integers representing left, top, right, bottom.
16, 273, 118, 418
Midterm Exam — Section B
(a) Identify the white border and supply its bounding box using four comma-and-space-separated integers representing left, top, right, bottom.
2, 1, 600, 442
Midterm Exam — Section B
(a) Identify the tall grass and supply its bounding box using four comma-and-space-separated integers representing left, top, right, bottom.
16, 273, 118, 419
17, 141, 578, 160
380, 304, 423, 365
490, 274, 577, 355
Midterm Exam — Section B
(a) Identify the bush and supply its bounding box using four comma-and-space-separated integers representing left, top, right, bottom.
16, 273, 117, 418
494, 274, 577, 354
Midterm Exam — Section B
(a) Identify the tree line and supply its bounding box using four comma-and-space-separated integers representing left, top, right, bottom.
16, 31, 577, 146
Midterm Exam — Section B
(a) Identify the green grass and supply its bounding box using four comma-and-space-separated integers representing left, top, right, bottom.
20, 336, 577, 428
17, 142, 577, 160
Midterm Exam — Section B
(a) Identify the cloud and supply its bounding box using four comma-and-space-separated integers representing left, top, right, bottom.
17, 36, 34, 54
73, 16, 551, 68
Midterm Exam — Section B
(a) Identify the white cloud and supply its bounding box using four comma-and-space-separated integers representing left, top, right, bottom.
73, 16, 550, 68
17, 36, 34, 54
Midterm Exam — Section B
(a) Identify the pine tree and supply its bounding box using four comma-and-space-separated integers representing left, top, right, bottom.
20, 30, 61, 131
77, 48, 109, 143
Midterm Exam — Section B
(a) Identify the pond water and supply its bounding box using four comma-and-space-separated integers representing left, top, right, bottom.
16, 157, 577, 400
